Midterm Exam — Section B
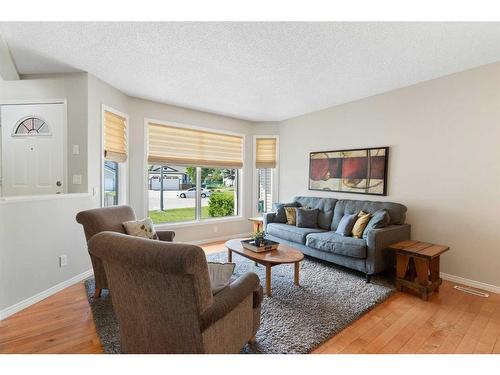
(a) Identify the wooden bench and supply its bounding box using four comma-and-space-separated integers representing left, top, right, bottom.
389, 240, 450, 301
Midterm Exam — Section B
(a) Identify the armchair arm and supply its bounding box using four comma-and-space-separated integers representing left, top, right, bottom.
365, 224, 411, 274
263, 212, 276, 231
199, 272, 260, 331
156, 230, 175, 242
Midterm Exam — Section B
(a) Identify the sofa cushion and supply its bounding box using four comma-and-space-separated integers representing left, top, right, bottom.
335, 213, 358, 236
273, 202, 300, 223
331, 199, 407, 230
266, 223, 326, 244
352, 211, 371, 239
306, 232, 367, 259
362, 209, 390, 239
296, 208, 319, 228
294, 196, 338, 230
284, 207, 297, 225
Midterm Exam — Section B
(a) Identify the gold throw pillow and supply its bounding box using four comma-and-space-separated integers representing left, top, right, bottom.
352, 211, 371, 238
284, 207, 297, 225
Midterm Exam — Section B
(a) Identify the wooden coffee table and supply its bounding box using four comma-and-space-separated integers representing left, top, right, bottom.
225, 238, 304, 297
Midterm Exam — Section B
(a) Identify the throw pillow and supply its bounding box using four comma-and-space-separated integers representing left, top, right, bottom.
284, 207, 297, 225
362, 209, 391, 239
207, 262, 235, 295
296, 208, 319, 228
351, 211, 372, 238
335, 213, 358, 236
273, 202, 300, 223
123, 218, 159, 240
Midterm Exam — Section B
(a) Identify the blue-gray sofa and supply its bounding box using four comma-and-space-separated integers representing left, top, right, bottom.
263, 196, 411, 282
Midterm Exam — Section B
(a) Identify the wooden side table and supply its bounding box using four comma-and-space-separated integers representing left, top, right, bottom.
389, 240, 450, 301
248, 217, 264, 233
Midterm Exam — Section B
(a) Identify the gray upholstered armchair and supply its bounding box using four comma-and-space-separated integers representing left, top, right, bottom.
76, 205, 175, 297
88, 232, 262, 353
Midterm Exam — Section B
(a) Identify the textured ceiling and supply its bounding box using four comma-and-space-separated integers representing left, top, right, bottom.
0, 22, 499, 121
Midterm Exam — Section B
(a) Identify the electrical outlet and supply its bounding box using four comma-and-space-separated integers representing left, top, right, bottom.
72, 144, 80, 155
213, 226, 218, 233
59, 255, 68, 267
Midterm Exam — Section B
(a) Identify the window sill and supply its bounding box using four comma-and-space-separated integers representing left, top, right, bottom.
154, 216, 246, 230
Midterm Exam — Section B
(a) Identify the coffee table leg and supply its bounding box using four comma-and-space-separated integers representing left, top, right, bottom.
266, 265, 272, 297
227, 248, 232, 263
294, 262, 300, 286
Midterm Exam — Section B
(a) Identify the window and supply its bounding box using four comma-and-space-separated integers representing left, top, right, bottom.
258, 167, 273, 213
13, 116, 50, 135
103, 161, 119, 206
102, 106, 128, 207
146, 121, 243, 224
255, 137, 278, 214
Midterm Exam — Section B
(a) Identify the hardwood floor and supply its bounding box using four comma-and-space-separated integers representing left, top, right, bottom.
1, 241, 499, 354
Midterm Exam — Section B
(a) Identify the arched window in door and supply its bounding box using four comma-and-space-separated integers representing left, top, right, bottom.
13, 116, 51, 136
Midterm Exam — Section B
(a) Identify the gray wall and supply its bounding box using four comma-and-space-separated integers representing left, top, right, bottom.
0, 73, 89, 193
277, 62, 500, 287
0, 73, 95, 312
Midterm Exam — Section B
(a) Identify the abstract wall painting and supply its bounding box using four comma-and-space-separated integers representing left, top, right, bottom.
309, 147, 389, 196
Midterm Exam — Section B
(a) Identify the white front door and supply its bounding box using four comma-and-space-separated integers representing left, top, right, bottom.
1, 103, 65, 196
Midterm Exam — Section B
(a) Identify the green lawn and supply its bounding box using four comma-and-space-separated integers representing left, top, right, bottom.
148, 188, 236, 224
149, 206, 210, 224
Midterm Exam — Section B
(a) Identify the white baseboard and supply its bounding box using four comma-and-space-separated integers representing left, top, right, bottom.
441, 272, 500, 295
0, 269, 94, 321
189, 232, 251, 246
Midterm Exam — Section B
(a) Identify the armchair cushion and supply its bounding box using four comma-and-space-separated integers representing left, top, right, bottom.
123, 218, 159, 240
156, 229, 175, 242
199, 272, 261, 331
207, 262, 236, 294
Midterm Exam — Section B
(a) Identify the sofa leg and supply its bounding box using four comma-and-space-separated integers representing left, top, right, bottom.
365, 274, 372, 283
94, 288, 102, 298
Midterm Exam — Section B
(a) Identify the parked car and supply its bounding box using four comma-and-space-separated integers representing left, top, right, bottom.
177, 187, 212, 198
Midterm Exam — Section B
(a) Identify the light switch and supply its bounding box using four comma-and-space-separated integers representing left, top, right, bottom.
72, 174, 82, 185
72, 145, 80, 155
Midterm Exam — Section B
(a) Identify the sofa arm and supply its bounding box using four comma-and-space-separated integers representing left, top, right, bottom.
263, 212, 276, 231
199, 272, 261, 331
156, 230, 175, 242
365, 224, 411, 275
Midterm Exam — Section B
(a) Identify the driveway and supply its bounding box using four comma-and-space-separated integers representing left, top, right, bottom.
148, 190, 209, 211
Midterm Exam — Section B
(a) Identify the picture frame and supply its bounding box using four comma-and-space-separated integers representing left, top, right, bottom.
308, 146, 389, 196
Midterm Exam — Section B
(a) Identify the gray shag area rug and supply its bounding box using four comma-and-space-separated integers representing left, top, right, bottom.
85, 251, 395, 354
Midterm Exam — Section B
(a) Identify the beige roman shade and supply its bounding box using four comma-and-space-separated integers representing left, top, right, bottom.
255, 138, 277, 168
104, 111, 127, 163
148, 123, 244, 168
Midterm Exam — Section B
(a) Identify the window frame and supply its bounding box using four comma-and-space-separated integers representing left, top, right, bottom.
101, 104, 129, 207
253, 135, 279, 216
143, 118, 245, 228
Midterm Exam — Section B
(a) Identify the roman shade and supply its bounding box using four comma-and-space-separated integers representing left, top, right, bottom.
104, 111, 127, 163
255, 138, 277, 168
148, 123, 244, 168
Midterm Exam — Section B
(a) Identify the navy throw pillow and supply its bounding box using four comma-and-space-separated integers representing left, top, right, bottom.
296, 208, 319, 228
